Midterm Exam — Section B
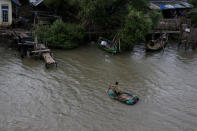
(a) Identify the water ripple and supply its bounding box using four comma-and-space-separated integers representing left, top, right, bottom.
0, 45, 197, 131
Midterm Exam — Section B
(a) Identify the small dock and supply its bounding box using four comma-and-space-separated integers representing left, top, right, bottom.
11, 29, 57, 68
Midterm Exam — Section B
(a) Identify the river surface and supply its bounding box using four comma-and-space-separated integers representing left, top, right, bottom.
0, 42, 197, 131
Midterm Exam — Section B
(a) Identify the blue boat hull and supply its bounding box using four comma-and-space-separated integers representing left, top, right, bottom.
108, 89, 139, 105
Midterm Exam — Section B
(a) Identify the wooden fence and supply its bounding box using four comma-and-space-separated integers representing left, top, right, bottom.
157, 18, 191, 31
190, 28, 197, 42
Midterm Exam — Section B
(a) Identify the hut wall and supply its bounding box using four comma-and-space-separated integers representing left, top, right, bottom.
190, 28, 197, 42
157, 18, 191, 31
0, 0, 12, 26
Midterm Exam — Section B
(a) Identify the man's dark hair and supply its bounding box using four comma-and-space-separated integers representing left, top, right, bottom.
115, 82, 119, 85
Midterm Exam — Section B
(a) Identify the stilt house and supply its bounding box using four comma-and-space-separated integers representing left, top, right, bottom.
149, 0, 193, 30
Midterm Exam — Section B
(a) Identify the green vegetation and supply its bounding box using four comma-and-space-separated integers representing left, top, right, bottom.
44, 0, 80, 22
36, 20, 84, 49
148, 10, 163, 29
129, 0, 149, 11
188, 0, 197, 27
119, 9, 152, 50
189, 0, 197, 7
36, 0, 162, 51
79, 0, 129, 31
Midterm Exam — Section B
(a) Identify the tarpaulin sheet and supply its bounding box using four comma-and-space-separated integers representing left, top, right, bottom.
150, 3, 160, 10
159, 5, 166, 9
165, 4, 174, 9
12, 0, 22, 6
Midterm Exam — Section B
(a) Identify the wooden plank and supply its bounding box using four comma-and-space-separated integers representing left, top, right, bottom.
42, 53, 56, 64
25, 41, 35, 44
19, 32, 29, 38
152, 30, 180, 34
31, 49, 50, 53
13, 30, 30, 39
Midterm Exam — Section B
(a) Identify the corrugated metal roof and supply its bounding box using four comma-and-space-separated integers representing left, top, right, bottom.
150, 3, 160, 10
149, 1, 193, 10
30, 0, 44, 6
180, 2, 193, 8
165, 4, 174, 9
174, 4, 185, 8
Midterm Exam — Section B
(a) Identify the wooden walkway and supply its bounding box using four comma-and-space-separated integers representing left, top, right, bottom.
43, 53, 56, 64
10, 29, 57, 68
152, 30, 180, 34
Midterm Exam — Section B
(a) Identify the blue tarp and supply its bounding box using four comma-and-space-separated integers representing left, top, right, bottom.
159, 5, 166, 9
150, 1, 193, 10
12, 0, 22, 6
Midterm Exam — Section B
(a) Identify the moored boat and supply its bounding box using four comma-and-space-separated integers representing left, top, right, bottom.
146, 41, 167, 51
98, 37, 118, 54
146, 33, 168, 51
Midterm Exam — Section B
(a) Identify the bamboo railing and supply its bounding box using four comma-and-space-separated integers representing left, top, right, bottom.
156, 18, 191, 31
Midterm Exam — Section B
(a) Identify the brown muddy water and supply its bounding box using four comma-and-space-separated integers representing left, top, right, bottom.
0, 42, 197, 131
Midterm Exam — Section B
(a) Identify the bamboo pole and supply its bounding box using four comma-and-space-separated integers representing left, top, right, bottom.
119, 39, 121, 52
112, 34, 117, 43
34, 35, 38, 50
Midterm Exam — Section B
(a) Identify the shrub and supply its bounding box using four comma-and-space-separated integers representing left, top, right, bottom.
36, 20, 84, 49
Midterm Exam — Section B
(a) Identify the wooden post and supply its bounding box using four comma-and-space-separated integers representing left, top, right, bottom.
185, 41, 188, 51
89, 26, 91, 41
119, 39, 121, 52
112, 34, 117, 42
34, 35, 38, 50
34, 12, 36, 28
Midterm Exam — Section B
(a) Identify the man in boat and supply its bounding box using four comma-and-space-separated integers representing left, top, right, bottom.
109, 82, 134, 102
109, 82, 131, 100
111, 82, 122, 96
150, 40, 155, 46
161, 33, 167, 41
